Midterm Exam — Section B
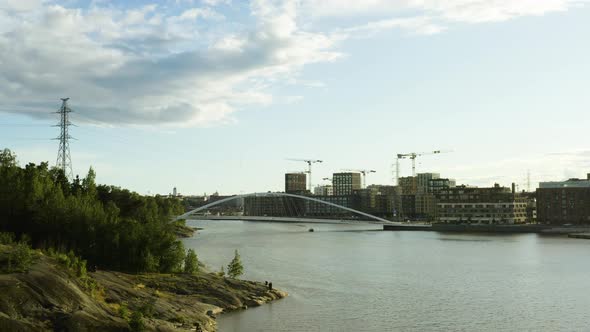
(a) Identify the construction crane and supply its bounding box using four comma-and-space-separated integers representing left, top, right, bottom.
342, 169, 376, 189
394, 150, 452, 185
287, 158, 323, 191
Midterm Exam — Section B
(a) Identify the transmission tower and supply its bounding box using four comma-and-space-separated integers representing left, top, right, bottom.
54, 98, 74, 179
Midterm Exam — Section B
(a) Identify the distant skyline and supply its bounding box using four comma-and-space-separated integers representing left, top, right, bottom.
1, 0, 589, 195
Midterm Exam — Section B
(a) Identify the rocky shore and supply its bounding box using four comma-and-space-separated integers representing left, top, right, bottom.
0, 247, 287, 331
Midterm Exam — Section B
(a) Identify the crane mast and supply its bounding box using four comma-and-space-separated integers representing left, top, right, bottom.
287, 158, 323, 191
342, 169, 376, 189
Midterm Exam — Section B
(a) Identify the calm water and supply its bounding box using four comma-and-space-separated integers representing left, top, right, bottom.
183, 220, 590, 332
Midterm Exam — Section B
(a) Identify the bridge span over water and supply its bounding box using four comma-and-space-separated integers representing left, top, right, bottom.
176, 192, 398, 224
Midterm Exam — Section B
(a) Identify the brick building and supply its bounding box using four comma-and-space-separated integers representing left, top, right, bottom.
536, 175, 590, 225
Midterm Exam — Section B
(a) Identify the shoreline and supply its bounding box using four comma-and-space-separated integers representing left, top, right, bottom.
0, 246, 287, 331
383, 223, 590, 236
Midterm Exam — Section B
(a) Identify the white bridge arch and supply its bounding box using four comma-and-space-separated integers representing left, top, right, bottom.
176, 192, 394, 223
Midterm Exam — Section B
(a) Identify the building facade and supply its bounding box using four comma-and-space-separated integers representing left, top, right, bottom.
305, 195, 359, 218
428, 178, 456, 194
314, 185, 333, 196
416, 173, 440, 193
536, 175, 590, 225
436, 184, 528, 224
398, 176, 417, 195
285, 173, 307, 193
332, 172, 362, 196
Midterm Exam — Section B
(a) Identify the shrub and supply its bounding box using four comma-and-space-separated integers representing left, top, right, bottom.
129, 311, 145, 332
0, 232, 15, 245
183, 249, 198, 274
75, 259, 87, 278
227, 249, 244, 279
7, 242, 33, 272
138, 298, 156, 318
118, 303, 130, 320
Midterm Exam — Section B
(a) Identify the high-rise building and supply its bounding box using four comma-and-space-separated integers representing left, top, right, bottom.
332, 172, 361, 196
314, 185, 333, 196
368, 185, 398, 218
417, 173, 440, 193
428, 178, 456, 193
398, 176, 417, 195
285, 173, 307, 193
536, 175, 590, 225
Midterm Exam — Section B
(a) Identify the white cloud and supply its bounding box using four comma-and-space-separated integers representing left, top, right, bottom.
303, 0, 589, 35
0, 1, 340, 127
1, 0, 588, 127
201, 0, 231, 6
303, 0, 588, 22
177, 7, 224, 20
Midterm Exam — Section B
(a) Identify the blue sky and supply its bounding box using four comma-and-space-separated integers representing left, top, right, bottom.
1, 0, 589, 195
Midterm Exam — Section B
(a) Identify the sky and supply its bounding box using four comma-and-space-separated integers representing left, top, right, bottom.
1, 0, 590, 195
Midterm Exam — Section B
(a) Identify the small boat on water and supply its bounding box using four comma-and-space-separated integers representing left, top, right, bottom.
308, 228, 314, 232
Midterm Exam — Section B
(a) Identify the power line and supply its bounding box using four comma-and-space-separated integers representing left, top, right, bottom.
53, 98, 74, 180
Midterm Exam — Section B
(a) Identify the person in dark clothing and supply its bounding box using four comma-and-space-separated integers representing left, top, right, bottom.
268, 282, 273, 290
264, 281, 268, 286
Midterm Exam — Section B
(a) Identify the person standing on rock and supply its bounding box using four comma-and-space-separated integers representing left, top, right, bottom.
268, 282, 273, 290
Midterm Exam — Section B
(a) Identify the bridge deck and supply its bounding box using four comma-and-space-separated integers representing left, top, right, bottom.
188, 215, 392, 224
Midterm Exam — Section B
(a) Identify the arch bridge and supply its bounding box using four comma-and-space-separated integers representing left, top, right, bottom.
176, 192, 396, 224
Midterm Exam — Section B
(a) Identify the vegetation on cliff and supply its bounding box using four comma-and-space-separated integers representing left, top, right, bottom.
0, 148, 187, 273
0, 243, 286, 331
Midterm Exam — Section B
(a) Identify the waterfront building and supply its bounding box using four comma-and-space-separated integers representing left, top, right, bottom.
305, 195, 359, 218
332, 172, 361, 196
436, 183, 528, 224
428, 178, 456, 193
415, 193, 437, 221
244, 196, 288, 217
401, 194, 417, 219
417, 173, 440, 193
353, 187, 379, 214
536, 175, 590, 225
314, 184, 333, 196
285, 173, 307, 194
398, 176, 417, 195
368, 185, 398, 218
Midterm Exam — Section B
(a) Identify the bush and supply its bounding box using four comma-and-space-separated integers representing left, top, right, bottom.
129, 311, 145, 332
77, 259, 87, 278
227, 249, 244, 279
0, 232, 15, 245
138, 298, 156, 318
118, 303, 130, 320
183, 249, 198, 274
7, 242, 33, 272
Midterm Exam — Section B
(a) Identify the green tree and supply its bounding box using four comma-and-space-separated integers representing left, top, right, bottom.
184, 249, 198, 274
0, 148, 17, 167
82, 167, 97, 198
0, 149, 188, 273
227, 249, 244, 279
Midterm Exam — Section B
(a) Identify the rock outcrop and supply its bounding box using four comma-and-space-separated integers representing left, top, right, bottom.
0, 250, 286, 331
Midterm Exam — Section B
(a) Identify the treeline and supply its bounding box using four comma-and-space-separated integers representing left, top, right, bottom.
0, 148, 187, 273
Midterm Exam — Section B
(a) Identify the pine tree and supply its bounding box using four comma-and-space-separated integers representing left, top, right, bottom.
184, 249, 198, 274
227, 249, 244, 279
